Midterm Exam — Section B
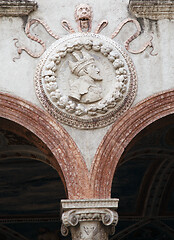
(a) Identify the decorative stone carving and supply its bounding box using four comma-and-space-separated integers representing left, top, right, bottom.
129, 0, 174, 20
34, 33, 137, 129
75, 3, 93, 32
13, 3, 157, 61
61, 199, 119, 240
13, 18, 60, 61
0, 0, 38, 16
68, 50, 103, 103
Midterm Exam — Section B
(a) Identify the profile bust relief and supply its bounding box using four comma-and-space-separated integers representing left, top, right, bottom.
68, 51, 103, 104
35, 33, 137, 129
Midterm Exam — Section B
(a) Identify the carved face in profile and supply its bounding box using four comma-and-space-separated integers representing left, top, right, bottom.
81, 63, 103, 81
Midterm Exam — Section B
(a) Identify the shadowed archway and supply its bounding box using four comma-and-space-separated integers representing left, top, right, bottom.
111, 114, 174, 240
0, 121, 68, 240
91, 89, 174, 198
0, 93, 91, 199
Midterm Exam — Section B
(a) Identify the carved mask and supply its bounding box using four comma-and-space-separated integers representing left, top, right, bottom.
75, 4, 92, 32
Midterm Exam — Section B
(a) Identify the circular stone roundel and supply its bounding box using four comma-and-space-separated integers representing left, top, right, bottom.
35, 33, 137, 129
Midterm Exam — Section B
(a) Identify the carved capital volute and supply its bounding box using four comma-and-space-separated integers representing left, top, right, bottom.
62, 210, 79, 228
61, 199, 119, 240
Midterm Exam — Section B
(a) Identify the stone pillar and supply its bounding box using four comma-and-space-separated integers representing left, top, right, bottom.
61, 199, 119, 240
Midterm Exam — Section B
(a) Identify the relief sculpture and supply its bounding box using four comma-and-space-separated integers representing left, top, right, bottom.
16, 3, 157, 129
34, 33, 137, 129
68, 51, 103, 103
13, 3, 157, 61
75, 3, 92, 32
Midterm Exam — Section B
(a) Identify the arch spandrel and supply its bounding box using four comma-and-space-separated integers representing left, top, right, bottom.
90, 89, 174, 198
1, 90, 174, 200
0, 92, 91, 199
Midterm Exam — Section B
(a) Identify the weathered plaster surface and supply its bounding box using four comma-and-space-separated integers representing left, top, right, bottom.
0, 0, 174, 169
63, 124, 110, 171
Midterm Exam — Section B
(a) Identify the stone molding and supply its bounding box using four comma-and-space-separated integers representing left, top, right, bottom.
91, 89, 174, 198
0, 0, 38, 16
61, 199, 119, 240
129, 0, 174, 20
61, 199, 119, 210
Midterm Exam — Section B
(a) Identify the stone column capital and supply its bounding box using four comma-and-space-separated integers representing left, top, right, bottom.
61, 199, 119, 239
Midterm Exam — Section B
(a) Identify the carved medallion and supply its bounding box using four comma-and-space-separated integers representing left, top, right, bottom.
35, 33, 137, 129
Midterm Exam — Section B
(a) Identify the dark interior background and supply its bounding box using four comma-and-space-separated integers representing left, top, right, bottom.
0, 117, 67, 240
0, 114, 174, 240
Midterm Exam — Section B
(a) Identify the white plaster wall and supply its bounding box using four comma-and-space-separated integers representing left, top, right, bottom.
0, 0, 174, 169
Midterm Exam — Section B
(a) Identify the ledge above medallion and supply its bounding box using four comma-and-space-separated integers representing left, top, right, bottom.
0, 0, 38, 17
129, 0, 174, 20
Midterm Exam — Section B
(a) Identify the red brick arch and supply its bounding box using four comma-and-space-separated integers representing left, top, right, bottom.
90, 89, 174, 198
0, 92, 91, 199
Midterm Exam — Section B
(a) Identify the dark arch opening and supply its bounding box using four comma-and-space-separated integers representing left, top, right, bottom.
0, 117, 67, 240
111, 114, 174, 240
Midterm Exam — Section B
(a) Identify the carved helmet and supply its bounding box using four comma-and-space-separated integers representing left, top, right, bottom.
69, 50, 94, 75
